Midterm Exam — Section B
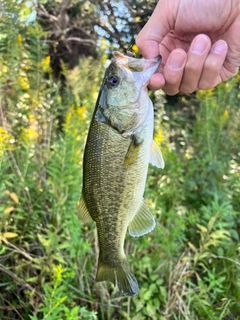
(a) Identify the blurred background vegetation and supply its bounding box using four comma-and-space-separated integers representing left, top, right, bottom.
0, 0, 240, 319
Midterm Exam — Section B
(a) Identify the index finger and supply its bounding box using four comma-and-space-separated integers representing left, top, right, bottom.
136, 0, 173, 59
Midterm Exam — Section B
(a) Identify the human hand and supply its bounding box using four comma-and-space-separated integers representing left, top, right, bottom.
136, 0, 240, 95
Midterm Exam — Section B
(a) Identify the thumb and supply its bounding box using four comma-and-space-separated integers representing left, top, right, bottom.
136, 0, 175, 59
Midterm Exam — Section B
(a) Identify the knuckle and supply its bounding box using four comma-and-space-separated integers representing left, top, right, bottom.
163, 85, 179, 96
164, 90, 179, 96
180, 84, 196, 94
184, 61, 201, 74
165, 77, 180, 86
198, 73, 219, 90
204, 60, 220, 73
198, 81, 215, 90
181, 88, 195, 94
135, 35, 145, 50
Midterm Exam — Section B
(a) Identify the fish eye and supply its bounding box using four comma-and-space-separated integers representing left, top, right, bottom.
107, 75, 120, 88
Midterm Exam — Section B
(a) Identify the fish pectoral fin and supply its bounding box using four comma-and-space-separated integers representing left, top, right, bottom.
77, 195, 92, 222
124, 135, 142, 168
149, 140, 164, 169
128, 199, 156, 237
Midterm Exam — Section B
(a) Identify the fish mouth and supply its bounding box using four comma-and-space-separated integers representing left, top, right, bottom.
140, 55, 161, 86
113, 51, 161, 71
113, 51, 161, 87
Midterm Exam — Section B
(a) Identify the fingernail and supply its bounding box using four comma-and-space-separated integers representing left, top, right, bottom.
191, 35, 208, 54
212, 40, 227, 54
168, 51, 186, 69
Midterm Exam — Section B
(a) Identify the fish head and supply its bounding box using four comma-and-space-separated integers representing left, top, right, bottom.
97, 51, 161, 134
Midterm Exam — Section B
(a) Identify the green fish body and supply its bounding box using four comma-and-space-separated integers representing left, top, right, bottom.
78, 52, 164, 296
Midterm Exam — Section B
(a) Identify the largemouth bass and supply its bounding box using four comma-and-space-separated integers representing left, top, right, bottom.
78, 51, 164, 296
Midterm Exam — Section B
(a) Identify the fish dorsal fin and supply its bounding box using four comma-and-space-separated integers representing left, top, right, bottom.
150, 140, 164, 169
128, 200, 156, 237
78, 195, 92, 222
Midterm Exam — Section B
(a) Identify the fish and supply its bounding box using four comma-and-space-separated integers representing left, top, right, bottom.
78, 51, 164, 296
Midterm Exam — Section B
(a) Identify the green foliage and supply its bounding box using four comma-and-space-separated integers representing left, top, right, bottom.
1, 1, 240, 320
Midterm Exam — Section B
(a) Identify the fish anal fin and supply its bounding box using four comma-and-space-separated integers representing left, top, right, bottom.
150, 140, 164, 169
96, 258, 139, 296
78, 195, 92, 222
128, 199, 155, 237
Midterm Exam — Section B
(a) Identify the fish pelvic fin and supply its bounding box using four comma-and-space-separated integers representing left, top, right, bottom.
128, 199, 156, 237
77, 195, 92, 222
96, 259, 139, 296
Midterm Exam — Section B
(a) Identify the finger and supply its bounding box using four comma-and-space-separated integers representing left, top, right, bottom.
148, 72, 165, 90
136, 1, 175, 59
162, 49, 187, 96
198, 40, 228, 89
179, 34, 211, 94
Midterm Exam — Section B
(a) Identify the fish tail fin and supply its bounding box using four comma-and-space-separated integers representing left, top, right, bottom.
96, 258, 139, 296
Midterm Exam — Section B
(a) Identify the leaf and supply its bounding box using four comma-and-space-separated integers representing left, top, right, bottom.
160, 286, 167, 299
210, 230, 230, 240
9, 192, 19, 204
3, 232, 18, 239
4, 206, 15, 214
197, 224, 208, 233
139, 287, 152, 301
188, 241, 198, 253
146, 303, 157, 319
133, 299, 145, 313
52, 254, 66, 264
38, 234, 51, 249
207, 216, 217, 231
132, 315, 145, 320
142, 289, 152, 301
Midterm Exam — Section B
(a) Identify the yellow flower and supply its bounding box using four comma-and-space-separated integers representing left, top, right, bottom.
185, 146, 194, 159
154, 127, 164, 145
17, 75, 30, 90
222, 110, 229, 118
41, 56, 51, 72
21, 127, 38, 141
76, 105, 87, 119
65, 104, 88, 127
0, 64, 8, 76
196, 88, 215, 99
0, 126, 8, 135
29, 114, 36, 123
17, 34, 22, 45
100, 53, 108, 64
65, 112, 72, 124
53, 264, 65, 285
0, 126, 13, 156
132, 44, 139, 53
57, 95, 62, 103
44, 56, 50, 66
